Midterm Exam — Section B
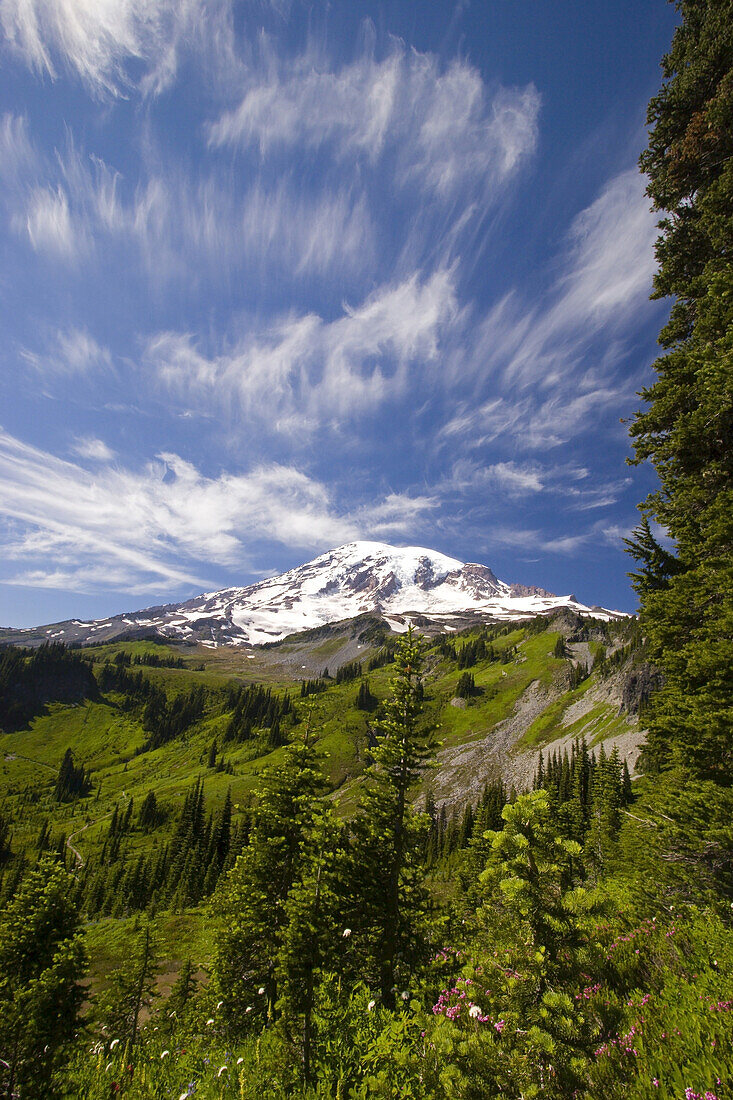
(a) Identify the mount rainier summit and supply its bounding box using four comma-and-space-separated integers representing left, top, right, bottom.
3, 542, 627, 648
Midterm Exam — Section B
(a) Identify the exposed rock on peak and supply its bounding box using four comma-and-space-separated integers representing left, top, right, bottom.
2, 541, 627, 649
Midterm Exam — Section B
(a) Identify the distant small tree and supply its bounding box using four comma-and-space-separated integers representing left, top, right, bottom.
355, 678, 377, 711
95, 920, 160, 1058
455, 671, 476, 698
162, 957, 198, 1031
137, 790, 160, 832
53, 748, 92, 802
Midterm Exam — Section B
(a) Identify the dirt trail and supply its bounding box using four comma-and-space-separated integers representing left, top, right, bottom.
65, 789, 128, 870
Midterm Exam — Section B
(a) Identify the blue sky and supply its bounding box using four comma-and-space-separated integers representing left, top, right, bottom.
0, 0, 678, 627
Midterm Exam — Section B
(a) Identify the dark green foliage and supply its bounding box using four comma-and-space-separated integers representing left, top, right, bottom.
348, 628, 431, 1007
366, 645, 395, 671
630, 0, 733, 779
97, 659, 161, 702
163, 957, 197, 1029
0, 643, 97, 731
455, 671, 475, 698
0, 810, 10, 863
0, 858, 86, 1097
277, 809, 348, 1085
335, 659, 362, 684
212, 737, 328, 1030
142, 685, 206, 750
457, 636, 489, 669
300, 677, 328, 697
534, 738, 630, 854
137, 790, 162, 832
80, 781, 237, 917
106, 648, 186, 669
53, 747, 92, 801
225, 683, 294, 740
355, 677, 377, 710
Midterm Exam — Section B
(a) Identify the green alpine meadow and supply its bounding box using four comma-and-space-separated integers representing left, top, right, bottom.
1, 1, 732, 1097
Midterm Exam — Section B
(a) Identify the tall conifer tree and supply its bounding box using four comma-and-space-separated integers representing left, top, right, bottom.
348, 627, 432, 1007
629, 0, 733, 779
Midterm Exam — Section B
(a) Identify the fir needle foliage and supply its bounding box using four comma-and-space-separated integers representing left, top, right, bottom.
348, 626, 433, 1008
629, 0, 733, 780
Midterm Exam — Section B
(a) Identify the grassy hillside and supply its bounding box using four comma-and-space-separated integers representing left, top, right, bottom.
0, 611, 646, 985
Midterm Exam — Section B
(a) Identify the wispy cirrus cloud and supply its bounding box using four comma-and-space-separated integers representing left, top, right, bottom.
4, 128, 376, 281
0, 113, 37, 185
0, 0, 237, 97
145, 267, 458, 431
0, 428, 356, 591
71, 436, 116, 461
439, 168, 659, 452
500, 169, 659, 387
21, 327, 113, 375
208, 39, 540, 200
0, 428, 441, 593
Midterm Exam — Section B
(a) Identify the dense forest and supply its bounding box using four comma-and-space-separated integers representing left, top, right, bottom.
0, 2, 731, 1097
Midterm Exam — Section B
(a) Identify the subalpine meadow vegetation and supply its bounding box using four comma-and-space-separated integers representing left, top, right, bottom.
1, 2, 731, 1096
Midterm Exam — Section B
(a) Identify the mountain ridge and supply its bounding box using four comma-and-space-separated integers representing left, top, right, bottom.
0, 541, 627, 648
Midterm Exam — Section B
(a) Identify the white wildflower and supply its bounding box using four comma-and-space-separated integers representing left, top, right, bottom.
105, 1063, 113, 1073
218, 1065, 228, 1077
217, 1000, 224, 1009
367, 999, 376, 1011
109, 1039, 120, 1049
245, 1005, 253, 1013
237, 1057, 244, 1065
206, 1018, 214, 1026
161, 1050, 170, 1058
468, 1004, 482, 1019
342, 927, 352, 937
258, 987, 265, 995
401, 991, 409, 1001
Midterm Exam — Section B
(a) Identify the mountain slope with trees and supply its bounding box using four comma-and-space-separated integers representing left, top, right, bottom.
1, 3, 732, 1096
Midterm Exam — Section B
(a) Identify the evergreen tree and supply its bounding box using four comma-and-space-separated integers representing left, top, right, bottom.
355, 678, 376, 711
163, 958, 198, 1030
455, 671, 475, 698
212, 735, 327, 1029
0, 858, 86, 1098
53, 748, 91, 802
629, 0, 733, 779
95, 920, 160, 1057
348, 627, 432, 1007
276, 808, 347, 1087
137, 790, 160, 832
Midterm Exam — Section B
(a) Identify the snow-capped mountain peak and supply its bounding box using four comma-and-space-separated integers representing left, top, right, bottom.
6, 542, 627, 648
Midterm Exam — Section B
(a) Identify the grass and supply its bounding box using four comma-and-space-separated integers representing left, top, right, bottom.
1, 614, 642, 988
2, 626, 634, 850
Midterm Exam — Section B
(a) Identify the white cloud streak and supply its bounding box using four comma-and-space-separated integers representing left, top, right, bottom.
0, 113, 37, 185
6, 131, 376, 279
71, 436, 116, 461
439, 168, 659, 451
208, 41, 540, 200
21, 327, 113, 375
0, 429, 439, 593
146, 268, 458, 430
0, 0, 235, 97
